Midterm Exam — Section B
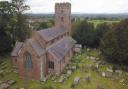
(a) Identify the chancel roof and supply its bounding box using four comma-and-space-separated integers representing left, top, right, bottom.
48, 36, 76, 61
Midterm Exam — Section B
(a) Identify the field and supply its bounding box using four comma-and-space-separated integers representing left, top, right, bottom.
88, 20, 120, 27
0, 49, 128, 89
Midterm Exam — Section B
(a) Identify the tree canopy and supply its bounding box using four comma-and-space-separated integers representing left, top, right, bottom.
100, 19, 128, 64
72, 20, 96, 48
0, 0, 30, 55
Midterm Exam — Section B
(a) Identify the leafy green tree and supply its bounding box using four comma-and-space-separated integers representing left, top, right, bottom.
37, 22, 49, 30
100, 19, 128, 64
11, 0, 30, 42
36, 19, 54, 30
72, 20, 96, 48
95, 23, 110, 46
0, 1, 14, 54
0, 0, 30, 55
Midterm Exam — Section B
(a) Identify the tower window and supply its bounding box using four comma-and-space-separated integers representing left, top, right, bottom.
48, 61, 54, 69
61, 10, 64, 13
61, 17, 64, 22
24, 52, 33, 69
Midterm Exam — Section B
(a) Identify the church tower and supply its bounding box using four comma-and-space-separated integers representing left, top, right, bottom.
55, 2, 71, 35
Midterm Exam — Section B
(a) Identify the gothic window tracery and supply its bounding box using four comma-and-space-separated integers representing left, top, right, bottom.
24, 52, 33, 69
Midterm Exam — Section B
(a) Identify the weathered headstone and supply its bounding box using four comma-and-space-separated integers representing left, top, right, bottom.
41, 77, 47, 82
102, 72, 106, 77
105, 72, 112, 78
0, 80, 2, 84
115, 70, 122, 75
106, 68, 113, 73
86, 56, 90, 59
7, 80, 16, 85
120, 79, 124, 83
72, 66, 77, 70
90, 56, 96, 61
95, 63, 99, 69
58, 76, 65, 83
67, 70, 72, 74
87, 48, 90, 52
0, 83, 10, 89
74, 77, 80, 85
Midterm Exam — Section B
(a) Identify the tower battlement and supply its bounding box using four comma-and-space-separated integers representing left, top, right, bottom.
55, 2, 71, 8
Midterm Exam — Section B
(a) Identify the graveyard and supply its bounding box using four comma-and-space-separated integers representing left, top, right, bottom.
0, 49, 128, 89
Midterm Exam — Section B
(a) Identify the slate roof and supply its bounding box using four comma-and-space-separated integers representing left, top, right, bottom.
38, 27, 66, 42
48, 37, 76, 61
28, 39, 45, 56
11, 42, 23, 56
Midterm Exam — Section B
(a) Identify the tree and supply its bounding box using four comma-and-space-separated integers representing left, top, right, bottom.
11, 0, 30, 42
72, 20, 96, 48
95, 23, 110, 46
0, 0, 30, 55
0, 1, 14, 54
37, 22, 49, 30
100, 19, 128, 64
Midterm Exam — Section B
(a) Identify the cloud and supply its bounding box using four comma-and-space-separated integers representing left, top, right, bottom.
1, 0, 128, 13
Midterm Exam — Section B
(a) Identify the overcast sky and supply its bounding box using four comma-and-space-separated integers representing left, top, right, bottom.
1, 0, 128, 14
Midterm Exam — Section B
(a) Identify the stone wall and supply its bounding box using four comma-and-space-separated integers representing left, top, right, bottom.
18, 42, 42, 80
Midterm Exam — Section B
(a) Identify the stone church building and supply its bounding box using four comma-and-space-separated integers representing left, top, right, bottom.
11, 2, 77, 80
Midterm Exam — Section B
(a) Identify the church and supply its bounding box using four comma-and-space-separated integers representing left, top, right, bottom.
11, 2, 77, 80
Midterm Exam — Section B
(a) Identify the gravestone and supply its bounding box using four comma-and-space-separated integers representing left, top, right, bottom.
72, 66, 77, 70
7, 80, 16, 85
58, 76, 65, 83
106, 68, 113, 73
105, 72, 112, 78
102, 72, 106, 77
67, 70, 72, 75
115, 70, 122, 75
120, 79, 124, 83
74, 77, 80, 85
0, 80, 2, 84
86, 56, 90, 59
0, 83, 10, 89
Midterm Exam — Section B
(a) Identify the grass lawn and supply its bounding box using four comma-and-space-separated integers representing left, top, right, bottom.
0, 49, 128, 89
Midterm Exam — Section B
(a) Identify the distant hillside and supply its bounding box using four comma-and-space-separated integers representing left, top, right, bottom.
29, 13, 128, 19
72, 13, 128, 19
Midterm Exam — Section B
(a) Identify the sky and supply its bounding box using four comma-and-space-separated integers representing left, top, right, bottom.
1, 0, 128, 14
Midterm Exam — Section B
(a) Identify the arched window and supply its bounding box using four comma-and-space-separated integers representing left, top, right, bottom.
48, 61, 54, 69
24, 52, 33, 69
